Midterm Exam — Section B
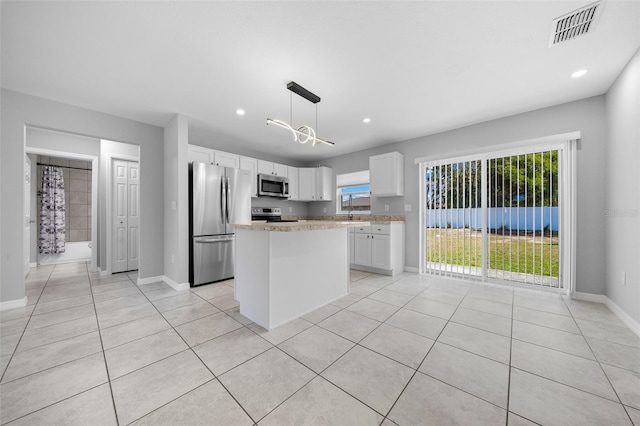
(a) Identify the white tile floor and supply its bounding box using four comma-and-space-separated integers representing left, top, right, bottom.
1, 262, 639, 425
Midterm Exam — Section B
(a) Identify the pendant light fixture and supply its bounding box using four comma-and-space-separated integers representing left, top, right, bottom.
266, 81, 334, 146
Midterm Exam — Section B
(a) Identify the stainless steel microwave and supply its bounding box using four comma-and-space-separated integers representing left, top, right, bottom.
257, 173, 289, 199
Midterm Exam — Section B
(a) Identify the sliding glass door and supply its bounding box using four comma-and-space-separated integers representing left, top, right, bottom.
421, 141, 572, 291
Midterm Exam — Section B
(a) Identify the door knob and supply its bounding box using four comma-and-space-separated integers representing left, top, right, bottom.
120, 221, 124, 224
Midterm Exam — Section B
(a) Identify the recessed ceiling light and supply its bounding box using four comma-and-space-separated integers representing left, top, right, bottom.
571, 69, 588, 78
236, 109, 246, 116
363, 118, 371, 123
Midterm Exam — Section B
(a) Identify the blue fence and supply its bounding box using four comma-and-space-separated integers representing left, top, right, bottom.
426, 207, 559, 232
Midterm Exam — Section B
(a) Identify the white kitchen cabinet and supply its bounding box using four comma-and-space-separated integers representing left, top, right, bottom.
298, 167, 333, 201
370, 234, 391, 270
240, 157, 258, 198
188, 145, 214, 164
258, 160, 287, 177
370, 151, 404, 196
351, 223, 404, 275
273, 163, 288, 177
298, 168, 316, 201
315, 166, 333, 201
287, 166, 299, 200
214, 150, 240, 168
187, 145, 239, 168
354, 233, 372, 266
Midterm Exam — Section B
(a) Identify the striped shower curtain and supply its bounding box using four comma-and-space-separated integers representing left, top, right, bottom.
39, 166, 66, 254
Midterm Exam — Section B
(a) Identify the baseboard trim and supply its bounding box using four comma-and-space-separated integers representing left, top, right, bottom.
99, 270, 110, 277
137, 275, 164, 286
404, 266, 419, 273
571, 292, 640, 338
0, 297, 28, 311
605, 297, 640, 338
573, 292, 606, 303
29, 262, 37, 268
162, 276, 190, 292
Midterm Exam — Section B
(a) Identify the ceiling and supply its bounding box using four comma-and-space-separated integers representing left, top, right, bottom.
2, 1, 639, 162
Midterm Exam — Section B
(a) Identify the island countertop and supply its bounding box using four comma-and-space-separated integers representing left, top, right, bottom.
232, 220, 370, 232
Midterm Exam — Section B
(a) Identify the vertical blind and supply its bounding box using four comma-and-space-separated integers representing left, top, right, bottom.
424, 148, 561, 289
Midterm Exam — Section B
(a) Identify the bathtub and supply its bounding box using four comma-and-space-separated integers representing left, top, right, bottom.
38, 241, 92, 265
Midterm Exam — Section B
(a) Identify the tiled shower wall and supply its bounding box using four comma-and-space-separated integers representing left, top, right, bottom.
37, 156, 92, 243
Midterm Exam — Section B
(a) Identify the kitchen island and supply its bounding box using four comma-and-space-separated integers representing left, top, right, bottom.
232, 221, 369, 330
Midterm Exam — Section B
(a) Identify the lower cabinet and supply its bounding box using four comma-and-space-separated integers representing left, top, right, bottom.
350, 223, 404, 276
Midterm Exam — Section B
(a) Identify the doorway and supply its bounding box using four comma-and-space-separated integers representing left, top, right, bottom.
111, 159, 140, 273
419, 136, 577, 293
24, 148, 99, 271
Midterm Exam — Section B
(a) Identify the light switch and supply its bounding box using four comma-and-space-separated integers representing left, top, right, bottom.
404, 204, 412, 211
384, 204, 390, 212
171, 201, 177, 210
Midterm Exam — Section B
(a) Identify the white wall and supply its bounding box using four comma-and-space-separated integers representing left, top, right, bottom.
99, 139, 140, 271
605, 49, 640, 323
308, 96, 608, 296
0, 89, 164, 304
164, 114, 189, 286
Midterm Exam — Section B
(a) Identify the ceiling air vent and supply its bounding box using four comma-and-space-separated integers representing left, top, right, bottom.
549, 0, 605, 47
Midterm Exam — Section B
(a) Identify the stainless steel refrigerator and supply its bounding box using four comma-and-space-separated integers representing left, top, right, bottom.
189, 162, 251, 286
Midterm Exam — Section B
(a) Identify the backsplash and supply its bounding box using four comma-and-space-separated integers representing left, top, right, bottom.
283, 214, 405, 222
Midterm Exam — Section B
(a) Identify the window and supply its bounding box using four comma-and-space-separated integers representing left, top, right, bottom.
336, 171, 370, 214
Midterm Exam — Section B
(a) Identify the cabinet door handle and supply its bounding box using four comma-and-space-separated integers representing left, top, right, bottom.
371, 235, 374, 238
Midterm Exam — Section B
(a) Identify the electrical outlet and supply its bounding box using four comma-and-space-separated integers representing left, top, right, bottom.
171, 254, 175, 263
289, 207, 292, 213
384, 204, 389, 212
622, 272, 626, 286
323, 208, 327, 213
404, 204, 412, 211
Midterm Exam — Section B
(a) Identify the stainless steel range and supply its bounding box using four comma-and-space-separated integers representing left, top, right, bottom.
251, 207, 298, 223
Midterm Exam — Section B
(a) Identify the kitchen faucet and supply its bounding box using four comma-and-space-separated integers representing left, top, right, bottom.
348, 194, 353, 221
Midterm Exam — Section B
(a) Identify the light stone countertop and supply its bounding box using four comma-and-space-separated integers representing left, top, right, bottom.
232, 220, 370, 232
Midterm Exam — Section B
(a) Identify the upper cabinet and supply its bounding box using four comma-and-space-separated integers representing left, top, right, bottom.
370, 152, 404, 196
239, 157, 258, 198
298, 167, 333, 201
287, 166, 299, 201
258, 160, 287, 177
188, 144, 331, 202
214, 151, 240, 168
316, 166, 333, 201
188, 145, 214, 164
297, 168, 316, 201
187, 145, 239, 169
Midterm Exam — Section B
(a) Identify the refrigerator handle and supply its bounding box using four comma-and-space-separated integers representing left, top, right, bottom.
220, 178, 225, 224
225, 177, 231, 223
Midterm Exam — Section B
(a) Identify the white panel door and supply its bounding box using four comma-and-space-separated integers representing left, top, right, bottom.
112, 160, 129, 273
112, 159, 139, 273
127, 162, 140, 270
24, 155, 31, 277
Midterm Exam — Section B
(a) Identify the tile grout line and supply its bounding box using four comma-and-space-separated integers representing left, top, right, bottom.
128, 276, 260, 425
0, 264, 55, 385
380, 279, 475, 424
87, 263, 121, 426
563, 295, 637, 425
505, 281, 515, 424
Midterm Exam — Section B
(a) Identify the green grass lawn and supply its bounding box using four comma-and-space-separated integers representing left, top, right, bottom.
426, 228, 559, 277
